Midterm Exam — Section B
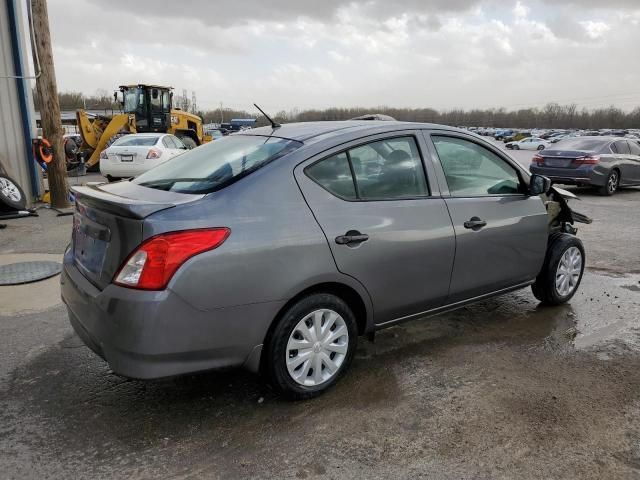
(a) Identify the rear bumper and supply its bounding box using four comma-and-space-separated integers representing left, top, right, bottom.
529, 164, 607, 187
61, 255, 283, 379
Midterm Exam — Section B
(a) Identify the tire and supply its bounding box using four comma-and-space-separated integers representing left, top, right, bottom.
532, 233, 585, 306
537, 144, 545, 151
598, 169, 619, 196
105, 175, 120, 183
177, 135, 198, 149
513, 145, 520, 150
265, 293, 358, 400
0, 174, 26, 211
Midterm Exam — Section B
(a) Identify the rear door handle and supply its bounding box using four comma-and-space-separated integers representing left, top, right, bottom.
335, 230, 369, 245
463, 217, 487, 230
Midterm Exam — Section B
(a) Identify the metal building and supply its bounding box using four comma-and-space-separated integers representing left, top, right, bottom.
0, 0, 40, 206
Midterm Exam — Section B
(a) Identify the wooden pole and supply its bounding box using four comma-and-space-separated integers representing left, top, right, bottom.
31, 0, 69, 208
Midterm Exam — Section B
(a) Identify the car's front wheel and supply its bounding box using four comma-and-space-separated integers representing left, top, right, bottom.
265, 293, 358, 400
532, 233, 585, 305
512, 144, 520, 150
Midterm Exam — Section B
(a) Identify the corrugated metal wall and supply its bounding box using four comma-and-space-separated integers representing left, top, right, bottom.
0, 0, 39, 205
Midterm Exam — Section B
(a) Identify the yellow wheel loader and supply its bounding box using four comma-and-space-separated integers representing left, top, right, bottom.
76, 84, 212, 169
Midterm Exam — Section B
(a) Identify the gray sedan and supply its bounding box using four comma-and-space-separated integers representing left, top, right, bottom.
62, 121, 589, 399
530, 136, 640, 195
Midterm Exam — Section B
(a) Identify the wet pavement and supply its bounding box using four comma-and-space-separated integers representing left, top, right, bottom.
1, 158, 640, 479
1, 268, 639, 479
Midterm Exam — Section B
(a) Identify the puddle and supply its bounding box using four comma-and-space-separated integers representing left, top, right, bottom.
368, 271, 640, 357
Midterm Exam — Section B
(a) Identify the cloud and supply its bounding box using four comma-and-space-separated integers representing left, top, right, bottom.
47, 0, 640, 112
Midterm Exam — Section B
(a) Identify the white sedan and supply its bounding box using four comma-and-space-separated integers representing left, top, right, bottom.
100, 133, 188, 181
505, 137, 550, 151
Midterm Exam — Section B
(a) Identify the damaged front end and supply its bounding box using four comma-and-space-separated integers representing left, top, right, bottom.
541, 186, 592, 235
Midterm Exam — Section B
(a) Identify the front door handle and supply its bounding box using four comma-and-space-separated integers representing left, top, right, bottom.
463, 217, 487, 230
335, 230, 369, 245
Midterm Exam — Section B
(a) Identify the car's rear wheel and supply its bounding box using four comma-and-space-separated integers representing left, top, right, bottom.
532, 233, 585, 305
537, 144, 545, 150
265, 293, 358, 400
598, 169, 619, 196
513, 144, 520, 150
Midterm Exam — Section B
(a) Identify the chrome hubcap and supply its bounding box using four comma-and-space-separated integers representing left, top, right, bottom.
0, 178, 21, 202
608, 172, 618, 193
286, 309, 349, 387
555, 246, 582, 297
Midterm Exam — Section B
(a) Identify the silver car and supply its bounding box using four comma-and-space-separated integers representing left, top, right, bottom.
62, 121, 589, 399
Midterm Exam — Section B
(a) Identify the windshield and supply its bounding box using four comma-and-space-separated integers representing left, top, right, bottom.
133, 135, 301, 194
552, 138, 608, 151
123, 88, 143, 113
112, 136, 160, 147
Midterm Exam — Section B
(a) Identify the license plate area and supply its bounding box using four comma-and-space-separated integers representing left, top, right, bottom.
72, 214, 110, 277
120, 154, 134, 162
544, 158, 571, 168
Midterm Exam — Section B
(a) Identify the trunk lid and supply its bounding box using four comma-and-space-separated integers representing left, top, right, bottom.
71, 181, 203, 289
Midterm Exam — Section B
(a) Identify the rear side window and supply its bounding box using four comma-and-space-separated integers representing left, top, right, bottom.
306, 153, 356, 199
628, 141, 640, 156
613, 141, 631, 155
432, 136, 522, 196
306, 136, 429, 201
134, 135, 301, 194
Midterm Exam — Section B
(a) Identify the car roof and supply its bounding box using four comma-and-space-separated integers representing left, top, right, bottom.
237, 121, 467, 144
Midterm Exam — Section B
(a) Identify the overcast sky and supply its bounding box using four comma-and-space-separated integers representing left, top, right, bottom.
47, 0, 640, 112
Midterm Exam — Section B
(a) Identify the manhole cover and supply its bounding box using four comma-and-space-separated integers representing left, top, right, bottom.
0, 261, 62, 286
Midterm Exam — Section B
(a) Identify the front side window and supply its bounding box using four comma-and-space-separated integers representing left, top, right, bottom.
306, 136, 429, 201
134, 135, 301, 194
432, 136, 523, 196
123, 88, 141, 113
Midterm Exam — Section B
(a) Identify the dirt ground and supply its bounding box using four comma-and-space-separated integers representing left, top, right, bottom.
1, 158, 639, 479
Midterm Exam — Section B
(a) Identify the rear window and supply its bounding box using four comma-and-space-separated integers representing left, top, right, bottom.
133, 135, 301, 194
113, 136, 160, 147
552, 138, 608, 151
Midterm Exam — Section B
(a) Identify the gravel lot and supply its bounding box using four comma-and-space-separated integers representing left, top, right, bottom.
1, 139, 639, 479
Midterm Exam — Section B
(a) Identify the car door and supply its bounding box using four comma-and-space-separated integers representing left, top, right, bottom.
626, 140, 640, 183
426, 132, 548, 304
295, 133, 456, 324
161, 136, 177, 158
169, 135, 188, 156
612, 140, 638, 186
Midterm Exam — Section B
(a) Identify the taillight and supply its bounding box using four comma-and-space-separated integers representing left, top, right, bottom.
100, 150, 108, 160
531, 154, 544, 165
573, 155, 600, 165
114, 228, 230, 290
146, 148, 162, 159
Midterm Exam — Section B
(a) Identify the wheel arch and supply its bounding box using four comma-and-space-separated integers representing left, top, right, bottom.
250, 281, 373, 374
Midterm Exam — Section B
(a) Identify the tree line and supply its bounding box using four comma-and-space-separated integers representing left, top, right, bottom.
39, 90, 640, 129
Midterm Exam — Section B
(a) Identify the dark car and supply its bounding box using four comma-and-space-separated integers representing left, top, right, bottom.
530, 136, 640, 195
62, 121, 589, 399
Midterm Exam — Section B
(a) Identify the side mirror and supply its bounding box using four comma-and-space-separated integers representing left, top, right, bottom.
529, 174, 551, 196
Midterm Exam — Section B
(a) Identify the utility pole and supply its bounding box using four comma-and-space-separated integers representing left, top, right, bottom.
219, 102, 223, 124
31, 0, 69, 208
